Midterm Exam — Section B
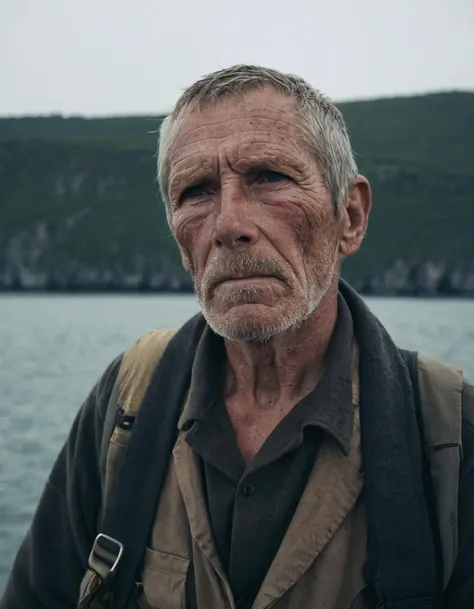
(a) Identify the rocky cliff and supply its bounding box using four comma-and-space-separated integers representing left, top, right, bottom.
1, 92, 473, 296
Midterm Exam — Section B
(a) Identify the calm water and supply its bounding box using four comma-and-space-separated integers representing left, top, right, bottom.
1, 294, 474, 592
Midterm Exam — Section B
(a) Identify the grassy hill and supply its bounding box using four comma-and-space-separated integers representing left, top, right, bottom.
1, 92, 473, 294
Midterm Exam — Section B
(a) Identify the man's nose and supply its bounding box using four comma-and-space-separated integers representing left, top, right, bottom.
213, 181, 259, 250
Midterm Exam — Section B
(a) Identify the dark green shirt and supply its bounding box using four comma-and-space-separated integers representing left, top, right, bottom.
181, 299, 355, 608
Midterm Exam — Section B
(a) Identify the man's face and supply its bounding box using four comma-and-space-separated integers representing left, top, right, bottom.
167, 87, 345, 342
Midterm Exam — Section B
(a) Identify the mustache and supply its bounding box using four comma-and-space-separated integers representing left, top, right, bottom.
199, 253, 292, 291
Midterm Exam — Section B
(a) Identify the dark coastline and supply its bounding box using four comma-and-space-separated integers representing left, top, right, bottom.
1, 277, 473, 298
2, 93, 474, 302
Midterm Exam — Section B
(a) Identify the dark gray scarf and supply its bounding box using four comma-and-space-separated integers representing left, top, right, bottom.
339, 279, 438, 608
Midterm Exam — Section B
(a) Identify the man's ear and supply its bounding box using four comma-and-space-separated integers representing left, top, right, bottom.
339, 176, 372, 257
180, 249, 191, 273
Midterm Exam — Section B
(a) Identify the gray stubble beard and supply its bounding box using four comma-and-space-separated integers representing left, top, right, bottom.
188, 250, 337, 344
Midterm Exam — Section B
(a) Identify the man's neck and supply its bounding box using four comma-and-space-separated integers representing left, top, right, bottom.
223, 280, 339, 412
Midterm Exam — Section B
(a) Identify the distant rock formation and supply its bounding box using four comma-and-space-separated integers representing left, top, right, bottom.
1, 224, 473, 296
2, 93, 473, 297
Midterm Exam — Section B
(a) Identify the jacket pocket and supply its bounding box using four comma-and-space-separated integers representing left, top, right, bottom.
141, 548, 190, 609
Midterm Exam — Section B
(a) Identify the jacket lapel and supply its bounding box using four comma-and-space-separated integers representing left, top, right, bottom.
253, 409, 363, 609
173, 432, 235, 603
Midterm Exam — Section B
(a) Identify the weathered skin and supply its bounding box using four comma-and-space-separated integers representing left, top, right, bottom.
168, 86, 371, 462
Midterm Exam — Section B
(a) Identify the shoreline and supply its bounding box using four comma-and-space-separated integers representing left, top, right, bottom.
1, 286, 473, 299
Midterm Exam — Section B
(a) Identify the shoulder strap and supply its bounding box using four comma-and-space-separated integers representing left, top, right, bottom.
401, 349, 463, 590
79, 313, 206, 609
98, 328, 179, 511
99, 374, 121, 504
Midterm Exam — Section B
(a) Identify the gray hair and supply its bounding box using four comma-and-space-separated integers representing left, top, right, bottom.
157, 65, 358, 221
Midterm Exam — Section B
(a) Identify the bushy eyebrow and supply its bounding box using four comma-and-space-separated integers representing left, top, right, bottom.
229, 143, 309, 178
169, 160, 216, 202
169, 142, 311, 201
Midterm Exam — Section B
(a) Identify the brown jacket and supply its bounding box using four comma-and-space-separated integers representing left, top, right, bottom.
89, 330, 462, 609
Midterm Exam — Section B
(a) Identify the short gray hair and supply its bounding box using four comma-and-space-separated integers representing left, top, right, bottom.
157, 65, 358, 220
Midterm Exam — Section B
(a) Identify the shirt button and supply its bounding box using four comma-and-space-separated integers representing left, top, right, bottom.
243, 484, 255, 496
235, 594, 245, 604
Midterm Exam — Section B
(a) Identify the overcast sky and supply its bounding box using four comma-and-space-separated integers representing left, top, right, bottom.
1, 0, 473, 116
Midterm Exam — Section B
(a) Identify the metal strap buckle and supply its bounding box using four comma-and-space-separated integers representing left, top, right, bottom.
88, 534, 124, 582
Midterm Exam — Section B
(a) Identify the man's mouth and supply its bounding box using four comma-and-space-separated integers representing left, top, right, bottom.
217, 274, 278, 285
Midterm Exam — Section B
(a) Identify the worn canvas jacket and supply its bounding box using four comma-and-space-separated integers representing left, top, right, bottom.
81, 329, 467, 609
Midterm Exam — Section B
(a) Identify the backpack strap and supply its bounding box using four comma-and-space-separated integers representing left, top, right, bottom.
401, 349, 463, 590
98, 328, 179, 514
99, 373, 121, 511
78, 313, 206, 609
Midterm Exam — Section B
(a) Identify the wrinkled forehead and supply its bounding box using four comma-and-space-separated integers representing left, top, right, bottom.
167, 87, 305, 161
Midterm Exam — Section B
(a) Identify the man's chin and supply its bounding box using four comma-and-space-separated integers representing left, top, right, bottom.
202, 303, 298, 343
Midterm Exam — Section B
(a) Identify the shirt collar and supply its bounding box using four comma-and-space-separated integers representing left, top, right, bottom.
178, 294, 356, 455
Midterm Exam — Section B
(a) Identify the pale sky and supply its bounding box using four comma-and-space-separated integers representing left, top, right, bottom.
1, 0, 473, 116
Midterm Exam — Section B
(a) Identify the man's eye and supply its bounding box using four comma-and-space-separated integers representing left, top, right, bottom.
180, 183, 212, 201
258, 170, 290, 184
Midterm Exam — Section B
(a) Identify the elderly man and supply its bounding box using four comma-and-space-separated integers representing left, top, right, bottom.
2, 65, 474, 609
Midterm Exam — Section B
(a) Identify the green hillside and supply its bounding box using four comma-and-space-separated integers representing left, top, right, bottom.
1, 92, 473, 294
